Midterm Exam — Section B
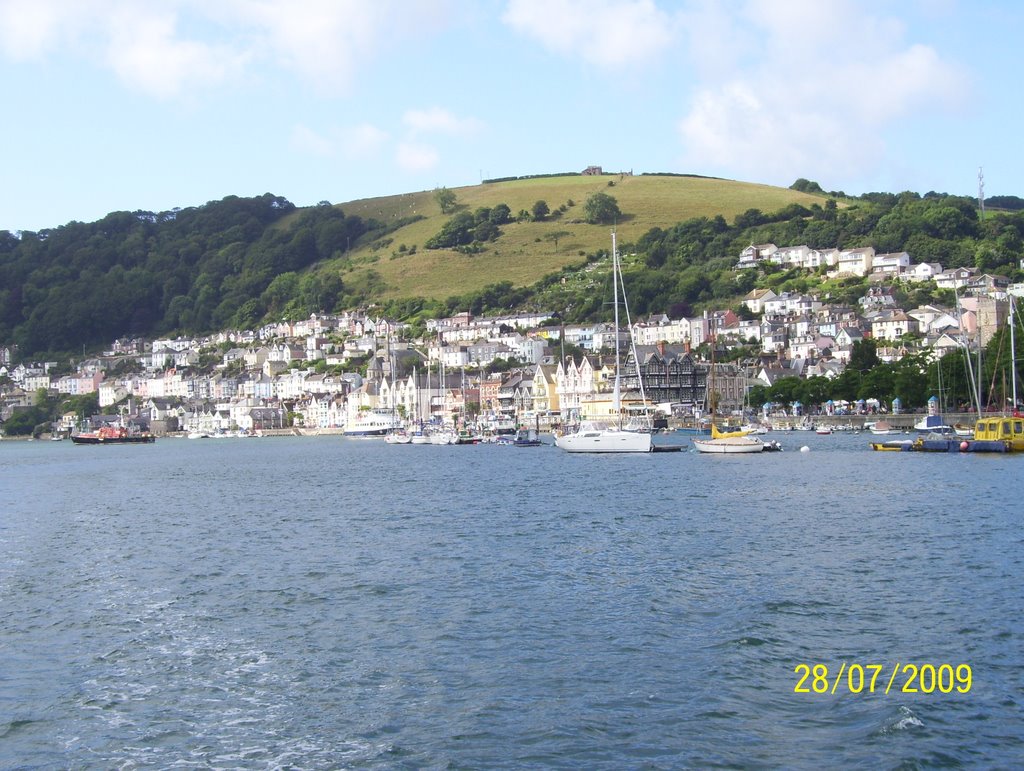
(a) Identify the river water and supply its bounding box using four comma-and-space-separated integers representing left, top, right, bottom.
1, 432, 1021, 768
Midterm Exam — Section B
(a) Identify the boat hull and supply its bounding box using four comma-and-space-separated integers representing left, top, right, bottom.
71, 435, 155, 444
692, 437, 764, 454
555, 429, 652, 453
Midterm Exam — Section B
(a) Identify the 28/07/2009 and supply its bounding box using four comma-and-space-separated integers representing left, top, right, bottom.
793, 663, 972, 695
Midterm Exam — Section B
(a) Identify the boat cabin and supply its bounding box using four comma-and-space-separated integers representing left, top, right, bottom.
973, 415, 1024, 452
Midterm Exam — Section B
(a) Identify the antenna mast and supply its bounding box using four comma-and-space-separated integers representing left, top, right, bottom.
978, 166, 986, 221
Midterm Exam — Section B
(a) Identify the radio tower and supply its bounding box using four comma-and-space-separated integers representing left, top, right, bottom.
978, 166, 986, 221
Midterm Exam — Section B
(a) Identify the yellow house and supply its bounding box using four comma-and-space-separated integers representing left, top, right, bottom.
531, 364, 560, 415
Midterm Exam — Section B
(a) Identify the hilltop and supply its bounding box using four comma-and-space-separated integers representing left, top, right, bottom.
318, 172, 826, 301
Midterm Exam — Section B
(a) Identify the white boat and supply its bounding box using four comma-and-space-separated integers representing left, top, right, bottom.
430, 427, 456, 445
692, 346, 766, 454
692, 433, 766, 453
482, 414, 516, 436
555, 232, 652, 454
344, 408, 403, 437
914, 414, 955, 436
384, 429, 412, 444
556, 421, 653, 453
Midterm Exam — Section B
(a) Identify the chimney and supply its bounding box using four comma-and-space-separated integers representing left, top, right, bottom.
657, 340, 666, 357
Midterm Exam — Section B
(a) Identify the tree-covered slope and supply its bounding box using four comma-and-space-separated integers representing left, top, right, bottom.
2, 174, 1023, 360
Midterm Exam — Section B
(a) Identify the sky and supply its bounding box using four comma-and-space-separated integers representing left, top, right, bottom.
0, 0, 1020, 233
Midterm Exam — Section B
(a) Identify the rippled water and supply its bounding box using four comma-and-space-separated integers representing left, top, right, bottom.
1, 433, 1022, 768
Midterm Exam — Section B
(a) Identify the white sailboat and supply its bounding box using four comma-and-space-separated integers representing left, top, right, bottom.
555, 231, 652, 453
692, 340, 765, 454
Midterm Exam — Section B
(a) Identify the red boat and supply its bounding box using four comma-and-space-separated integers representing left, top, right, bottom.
71, 425, 155, 444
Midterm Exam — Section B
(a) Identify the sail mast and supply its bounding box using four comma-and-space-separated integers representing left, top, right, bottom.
612, 230, 621, 426
1011, 296, 1018, 411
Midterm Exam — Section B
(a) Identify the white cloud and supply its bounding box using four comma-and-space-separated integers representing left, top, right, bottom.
0, 0, 69, 60
0, 0, 450, 99
396, 141, 440, 172
103, 6, 244, 99
676, 0, 969, 186
402, 107, 484, 136
221, 0, 386, 95
216, 0, 450, 95
502, 0, 674, 68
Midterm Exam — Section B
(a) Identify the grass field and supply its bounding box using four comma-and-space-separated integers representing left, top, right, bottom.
319, 173, 825, 301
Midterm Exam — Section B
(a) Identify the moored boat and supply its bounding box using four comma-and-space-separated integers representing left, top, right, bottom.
867, 420, 895, 435
343, 408, 403, 437
871, 415, 1024, 453
555, 231, 652, 454
72, 425, 155, 444
870, 439, 914, 451
692, 432, 765, 453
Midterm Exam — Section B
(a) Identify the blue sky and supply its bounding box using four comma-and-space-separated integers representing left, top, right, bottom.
0, 0, 1019, 233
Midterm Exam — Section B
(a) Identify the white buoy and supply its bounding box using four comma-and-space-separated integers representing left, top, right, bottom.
800, 445, 810, 453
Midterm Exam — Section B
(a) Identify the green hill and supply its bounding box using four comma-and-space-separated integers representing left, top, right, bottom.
2, 172, 1019, 360
327, 173, 825, 300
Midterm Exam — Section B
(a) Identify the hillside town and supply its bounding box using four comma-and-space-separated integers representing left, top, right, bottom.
2, 242, 1023, 437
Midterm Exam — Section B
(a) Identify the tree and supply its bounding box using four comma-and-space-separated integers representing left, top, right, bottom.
434, 187, 457, 214
544, 231, 571, 252
790, 178, 824, 194
531, 200, 550, 221
472, 220, 500, 242
582, 192, 622, 225
425, 211, 476, 249
489, 203, 512, 224
734, 208, 766, 229
3, 408, 45, 436
849, 339, 880, 373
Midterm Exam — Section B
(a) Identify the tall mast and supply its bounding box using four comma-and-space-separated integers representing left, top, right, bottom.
955, 286, 981, 413
1011, 296, 1018, 411
612, 230, 621, 423
978, 166, 986, 222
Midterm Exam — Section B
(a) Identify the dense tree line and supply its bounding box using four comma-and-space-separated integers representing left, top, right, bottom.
0, 195, 389, 357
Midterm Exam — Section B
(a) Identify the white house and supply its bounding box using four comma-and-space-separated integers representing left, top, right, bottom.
871, 251, 911, 275
935, 267, 978, 290
832, 247, 875, 277
632, 317, 693, 346
907, 305, 959, 335
742, 288, 777, 315
771, 244, 813, 269
902, 262, 943, 282
562, 324, 599, 350
737, 243, 778, 269
871, 311, 919, 341
556, 357, 598, 418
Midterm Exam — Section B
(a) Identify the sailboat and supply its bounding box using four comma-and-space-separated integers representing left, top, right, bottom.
692, 341, 766, 454
383, 330, 411, 444
555, 231, 652, 453
968, 294, 1024, 451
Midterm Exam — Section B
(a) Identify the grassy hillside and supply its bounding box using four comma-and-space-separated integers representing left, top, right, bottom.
326, 174, 825, 301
